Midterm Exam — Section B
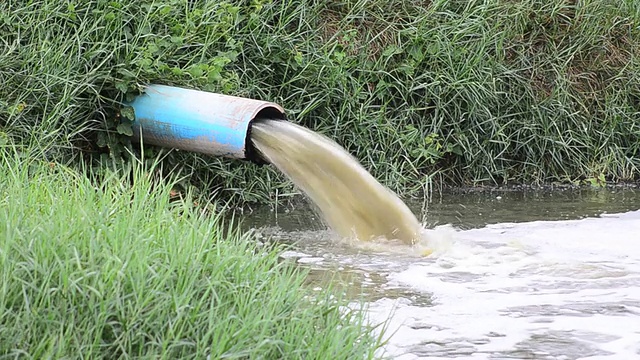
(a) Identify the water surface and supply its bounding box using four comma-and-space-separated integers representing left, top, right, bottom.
245, 188, 640, 359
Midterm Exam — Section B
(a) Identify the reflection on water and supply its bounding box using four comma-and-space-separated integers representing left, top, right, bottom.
244, 188, 640, 359
242, 187, 640, 232
419, 187, 640, 229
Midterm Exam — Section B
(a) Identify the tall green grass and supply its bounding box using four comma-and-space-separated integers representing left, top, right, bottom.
1, 0, 639, 205
0, 147, 384, 359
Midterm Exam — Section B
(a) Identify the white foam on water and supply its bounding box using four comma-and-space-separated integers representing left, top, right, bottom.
364, 210, 640, 359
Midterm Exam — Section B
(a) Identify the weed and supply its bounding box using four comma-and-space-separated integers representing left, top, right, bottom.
1, 0, 639, 205
0, 147, 384, 359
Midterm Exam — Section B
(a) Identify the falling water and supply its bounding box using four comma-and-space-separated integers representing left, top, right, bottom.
250, 119, 422, 245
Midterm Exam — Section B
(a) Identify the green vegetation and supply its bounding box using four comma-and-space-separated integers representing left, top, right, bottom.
1, 0, 639, 202
0, 148, 384, 359
2, 1, 636, 355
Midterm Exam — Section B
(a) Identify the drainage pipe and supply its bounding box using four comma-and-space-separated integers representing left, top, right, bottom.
124, 84, 286, 163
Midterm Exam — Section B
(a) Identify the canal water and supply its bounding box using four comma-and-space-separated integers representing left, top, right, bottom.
244, 188, 640, 359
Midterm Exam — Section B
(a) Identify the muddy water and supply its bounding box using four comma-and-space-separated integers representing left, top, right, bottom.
245, 188, 640, 359
251, 119, 422, 244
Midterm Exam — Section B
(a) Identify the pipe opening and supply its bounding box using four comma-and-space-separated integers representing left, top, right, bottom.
246, 107, 286, 164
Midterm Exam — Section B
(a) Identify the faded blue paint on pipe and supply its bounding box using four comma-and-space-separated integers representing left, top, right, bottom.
125, 84, 285, 161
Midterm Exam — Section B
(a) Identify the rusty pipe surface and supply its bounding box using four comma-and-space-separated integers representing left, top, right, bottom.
125, 84, 286, 162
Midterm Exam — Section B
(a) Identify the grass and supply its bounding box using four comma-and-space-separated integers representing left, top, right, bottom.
1, 1, 635, 356
0, 147, 385, 359
1, 0, 639, 206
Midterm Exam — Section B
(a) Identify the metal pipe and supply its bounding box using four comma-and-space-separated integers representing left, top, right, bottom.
125, 84, 286, 163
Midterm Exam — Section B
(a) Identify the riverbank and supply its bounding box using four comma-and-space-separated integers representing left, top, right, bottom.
0, 147, 384, 359
2, 0, 638, 206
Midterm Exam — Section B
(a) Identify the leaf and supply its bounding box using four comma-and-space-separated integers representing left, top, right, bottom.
117, 67, 136, 78
426, 43, 439, 56
188, 65, 204, 78
120, 106, 135, 120
409, 45, 425, 62
170, 36, 184, 45
96, 132, 107, 148
138, 57, 152, 68
116, 123, 133, 136
115, 82, 128, 93
382, 45, 403, 58
449, 144, 463, 156
0, 132, 8, 146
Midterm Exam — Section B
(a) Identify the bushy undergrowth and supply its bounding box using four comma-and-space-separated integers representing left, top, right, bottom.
1, 0, 639, 204
0, 147, 383, 359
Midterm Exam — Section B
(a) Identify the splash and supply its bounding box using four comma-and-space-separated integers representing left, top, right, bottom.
251, 119, 423, 245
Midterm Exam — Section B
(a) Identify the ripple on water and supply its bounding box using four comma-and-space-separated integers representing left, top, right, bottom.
492, 330, 617, 359
366, 211, 640, 359
501, 301, 640, 318
257, 208, 640, 359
